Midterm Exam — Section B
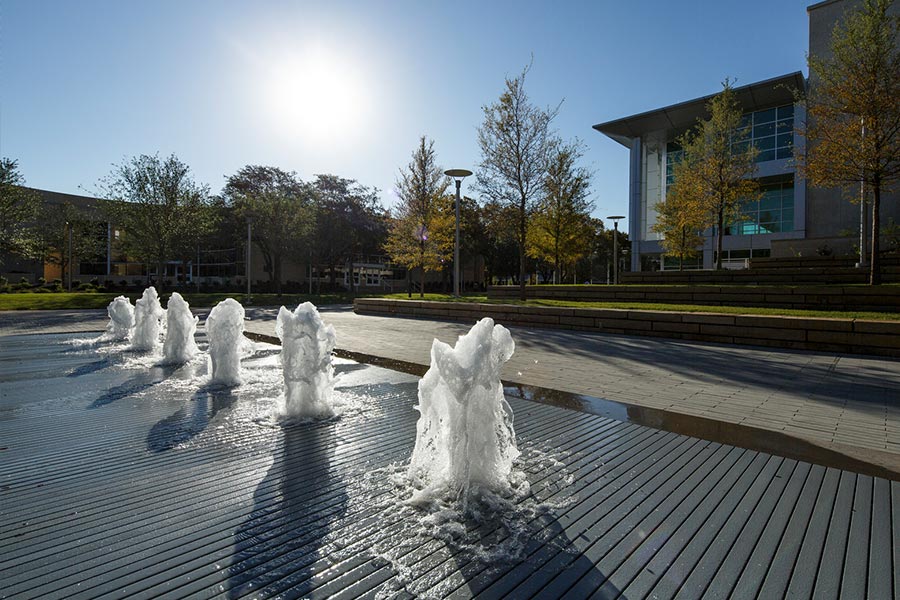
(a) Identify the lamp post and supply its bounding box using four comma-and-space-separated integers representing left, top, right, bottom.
607, 215, 625, 285
246, 217, 253, 303
444, 168, 473, 297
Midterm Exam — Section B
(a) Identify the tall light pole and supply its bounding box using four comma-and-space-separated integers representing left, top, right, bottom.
607, 215, 625, 285
246, 217, 253, 303
445, 168, 472, 297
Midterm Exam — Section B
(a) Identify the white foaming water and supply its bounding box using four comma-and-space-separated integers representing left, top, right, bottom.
206, 298, 245, 386
104, 295, 135, 341
275, 302, 337, 418
407, 318, 520, 508
131, 287, 165, 351
162, 292, 199, 364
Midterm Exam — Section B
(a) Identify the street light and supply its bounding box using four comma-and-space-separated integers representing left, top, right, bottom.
607, 215, 625, 285
444, 168, 473, 297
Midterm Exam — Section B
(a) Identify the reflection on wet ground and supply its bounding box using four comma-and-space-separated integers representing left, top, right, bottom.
247, 331, 899, 481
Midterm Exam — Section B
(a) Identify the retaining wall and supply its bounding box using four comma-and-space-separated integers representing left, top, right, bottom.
619, 257, 900, 285
486, 284, 900, 312
354, 298, 900, 358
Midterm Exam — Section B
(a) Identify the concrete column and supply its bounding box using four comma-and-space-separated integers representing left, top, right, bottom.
629, 137, 641, 271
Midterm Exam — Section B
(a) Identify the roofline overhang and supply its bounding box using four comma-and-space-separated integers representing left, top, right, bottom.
592, 71, 806, 147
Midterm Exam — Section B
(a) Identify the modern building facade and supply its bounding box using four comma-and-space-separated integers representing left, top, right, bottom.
594, 0, 899, 272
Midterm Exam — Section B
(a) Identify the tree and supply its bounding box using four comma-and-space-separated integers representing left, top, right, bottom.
223, 165, 312, 295
313, 174, 385, 292
652, 149, 707, 270
802, 0, 900, 284
384, 136, 453, 297
527, 139, 594, 283
480, 199, 520, 285
28, 201, 106, 288
101, 154, 212, 292
477, 63, 558, 299
0, 158, 41, 264
676, 80, 760, 269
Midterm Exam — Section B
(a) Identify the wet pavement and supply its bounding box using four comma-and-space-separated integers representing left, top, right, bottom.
2, 304, 898, 474
2, 331, 897, 598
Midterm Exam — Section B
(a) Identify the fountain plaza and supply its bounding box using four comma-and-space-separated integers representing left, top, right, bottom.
0, 295, 897, 598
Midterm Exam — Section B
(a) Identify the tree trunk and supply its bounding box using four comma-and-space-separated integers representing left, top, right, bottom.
157, 260, 166, 292
419, 265, 425, 298
274, 255, 282, 296
715, 207, 724, 270
407, 267, 411, 298
870, 180, 881, 285
349, 259, 355, 293
679, 227, 685, 271
518, 199, 527, 301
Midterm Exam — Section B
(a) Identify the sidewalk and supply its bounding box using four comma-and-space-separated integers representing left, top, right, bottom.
2, 305, 898, 462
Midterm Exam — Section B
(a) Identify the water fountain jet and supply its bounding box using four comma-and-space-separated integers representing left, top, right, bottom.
206, 298, 245, 386
104, 295, 135, 341
276, 302, 337, 418
162, 292, 199, 364
131, 287, 165, 351
407, 318, 519, 509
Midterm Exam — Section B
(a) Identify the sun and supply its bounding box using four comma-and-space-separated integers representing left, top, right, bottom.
263, 44, 368, 146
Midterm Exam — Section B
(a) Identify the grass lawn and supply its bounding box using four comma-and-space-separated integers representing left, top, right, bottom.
4, 290, 896, 321
378, 293, 900, 321
0, 291, 370, 311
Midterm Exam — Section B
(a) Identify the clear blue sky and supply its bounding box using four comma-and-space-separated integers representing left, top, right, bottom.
1, 0, 812, 225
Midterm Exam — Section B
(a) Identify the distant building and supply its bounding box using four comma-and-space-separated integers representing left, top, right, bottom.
593, 0, 899, 271
0, 188, 436, 292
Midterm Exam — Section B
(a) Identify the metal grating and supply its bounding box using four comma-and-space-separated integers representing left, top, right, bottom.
0, 333, 896, 599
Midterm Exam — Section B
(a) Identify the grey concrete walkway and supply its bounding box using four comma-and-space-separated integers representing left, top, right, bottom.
2, 305, 898, 461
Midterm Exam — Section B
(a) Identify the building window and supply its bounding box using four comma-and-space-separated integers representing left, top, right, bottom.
729, 178, 795, 235
667, 104, 794, 175
665, 141, 682, 187
735, 104, 794, 162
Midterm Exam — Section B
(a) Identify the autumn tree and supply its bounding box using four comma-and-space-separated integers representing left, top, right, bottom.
801, 0, 900, 284
677, 81, 760, 269
384, 136, 452, 297
223, 165, 313, 295
652, 149, 707, 270
477, 63, 558, 299
101, 154, 213, 292
527, 139, 594, 283
0, 159, 41, 264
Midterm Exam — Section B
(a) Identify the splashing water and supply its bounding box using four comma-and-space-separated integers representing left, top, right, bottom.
407, 318, 520, 509
276, 302, 337, 418
104, 295, 134, 341
162, 292, 199, 364
131, 287, 165, 351
206, 298, 245, 386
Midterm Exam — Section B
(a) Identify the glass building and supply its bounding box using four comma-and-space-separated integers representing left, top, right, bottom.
594, 73, 806, 271
593, 0, 900, 272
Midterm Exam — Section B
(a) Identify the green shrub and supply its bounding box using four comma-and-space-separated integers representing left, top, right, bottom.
33, 287, 52, 293
77, 282, 96, 292
37, 277, 46, 286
